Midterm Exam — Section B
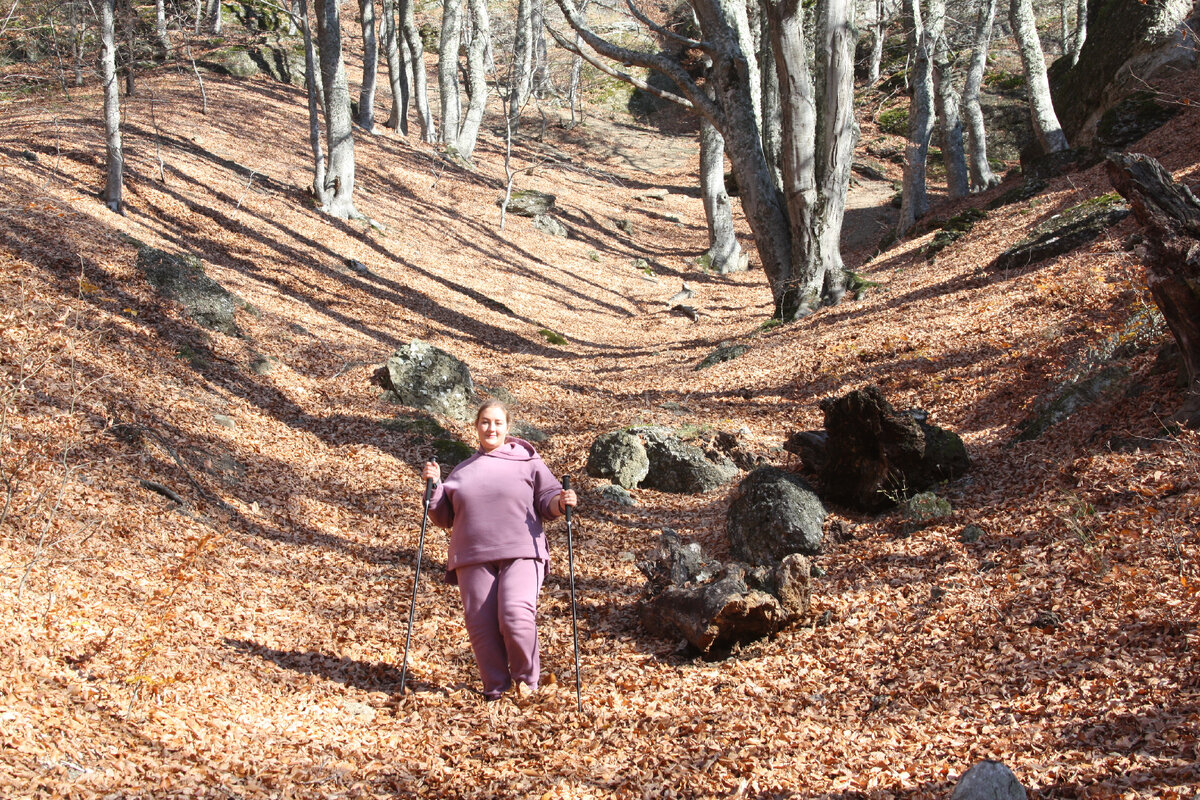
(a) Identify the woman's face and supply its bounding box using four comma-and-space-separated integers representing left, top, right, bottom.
475, 407, 509, 452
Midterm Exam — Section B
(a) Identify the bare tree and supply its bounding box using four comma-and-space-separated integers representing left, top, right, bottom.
1068, 0, 1085, 66
867, 0, 888, 85
508, 0, 535, 134
297, 0, 328, 205
963, 0, 1000, 191
438, 0, 463, 146
398, 0, 435, 141
897, 0, 934, 235
99, 0, 123, 214
314, 0, 359, 218
456, 0, 491, 157
929, 0, 968, 199
1009, 0, 1067, 154
359, 0, 379, 133
155, 0, 170, 56
382, 0, 410, 134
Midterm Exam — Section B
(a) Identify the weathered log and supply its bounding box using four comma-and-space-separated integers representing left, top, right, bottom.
1105, 153, 1200, 427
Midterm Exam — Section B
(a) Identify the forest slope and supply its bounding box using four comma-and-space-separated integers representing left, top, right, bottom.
0, 45, 1198, 800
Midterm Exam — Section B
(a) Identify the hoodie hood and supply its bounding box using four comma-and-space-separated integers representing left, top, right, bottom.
479, 437, 539, 461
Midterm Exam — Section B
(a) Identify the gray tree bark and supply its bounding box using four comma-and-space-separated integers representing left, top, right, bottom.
963, 0, 1000, 191
813, 0, 857, 302
1069, 0, 1085, 65
207, 0, 222, 34
298, 0, 328, 205
928, 0, 968, 199
1009, 0, 1068, 153
897, 0, 934, 236
456, 0, 491, 158
699, 75, 745, 274
100, 0, 124, 214
398, 0, 434, 142
755, 3, 782, 190
155, 0, 170, 56
359, 0, 379, 133
868, 0, 886, 85
314, 0, 359, 218
508, 0, 535, 133
381, 0, 410, 134
438, 0, 463, 147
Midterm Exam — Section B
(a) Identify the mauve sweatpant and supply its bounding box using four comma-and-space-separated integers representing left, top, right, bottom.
456, 558, 546, 699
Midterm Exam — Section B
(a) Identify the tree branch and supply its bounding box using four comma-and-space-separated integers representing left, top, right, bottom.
552, 0, 723, 127
623, 0, 712, 53
546, 24, 694, 110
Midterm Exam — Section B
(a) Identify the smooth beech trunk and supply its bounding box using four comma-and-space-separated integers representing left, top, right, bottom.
398, 0, 434, 142
381, 0, 410, 134
438, 0, 463, 147
298, 0, 328, 205
314, 0, 358, 218
100, 0, 123, 214
456, 0, 490, 158
358, 0, 379, 133
1010, 0, 1068, 154
928, 0, 968, 199
963, 0, 999, 191
897, 0, 934, 236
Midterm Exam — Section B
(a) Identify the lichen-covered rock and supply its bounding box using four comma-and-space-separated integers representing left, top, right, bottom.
989, 194, 1129, 273
726, 467, 826, 566
636, 427, 737, 494
1016, 365, 1130, 441
504, 190, 556, 217
586, 430, 650, 490
373, 341, 475, 421
951, 760, 1027, 800
137, 246, 244, 336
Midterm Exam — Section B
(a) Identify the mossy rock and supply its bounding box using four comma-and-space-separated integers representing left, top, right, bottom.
925, 208, 987, 260
1096, 91, 1180, 149
877, 107, 909, 136
381, 414, 450, 438
201, 47, 260, 79
697, 343, 749, 370
1016, 365, 1130, 441
989, 193, 1129, 272
433, 438, 475, 466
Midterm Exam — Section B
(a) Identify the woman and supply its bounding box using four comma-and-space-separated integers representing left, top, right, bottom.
421, 400, 577, 700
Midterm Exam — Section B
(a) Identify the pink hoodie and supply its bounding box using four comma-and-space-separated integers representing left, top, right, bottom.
427, 437, 563, 582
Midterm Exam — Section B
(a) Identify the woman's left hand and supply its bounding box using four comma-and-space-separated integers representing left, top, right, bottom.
557, 489, 577, 516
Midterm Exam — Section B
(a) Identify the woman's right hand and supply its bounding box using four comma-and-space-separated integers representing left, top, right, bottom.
421, 461, 440, 483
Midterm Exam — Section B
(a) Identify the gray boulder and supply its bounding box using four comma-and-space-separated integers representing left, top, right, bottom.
989, 195, 1129, 273
504, 190, 556, 217
727, 467, 826, 566
1016, 365, 1129, 441
533, 214, 569, 237
137, 246, 244, 336
951, 761, 1026, 800
586, 430, 650, 490
638, 530, 809, 655
637, 426, 737, 494
373, 341, 475, 421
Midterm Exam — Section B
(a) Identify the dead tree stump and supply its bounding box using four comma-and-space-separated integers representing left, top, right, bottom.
1106, 153, 1200, 428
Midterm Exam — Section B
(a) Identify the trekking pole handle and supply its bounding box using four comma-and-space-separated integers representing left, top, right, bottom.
423, 455, 437, 505
561, 474, 572, 522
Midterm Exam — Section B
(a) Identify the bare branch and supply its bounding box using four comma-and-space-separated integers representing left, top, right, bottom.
552, 0, 722, 126
546, 24, 694, 110
623, 0, 711, 53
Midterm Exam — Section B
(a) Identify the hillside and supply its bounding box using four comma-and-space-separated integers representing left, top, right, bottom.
2, 29, 1199, 800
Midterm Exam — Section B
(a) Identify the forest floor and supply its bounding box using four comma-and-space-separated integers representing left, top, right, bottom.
1, 35, 1199, 800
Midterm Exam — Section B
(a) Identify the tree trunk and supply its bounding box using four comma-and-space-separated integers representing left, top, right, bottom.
532, 0, 550, 99
897, 0, 934, 235
439, 0, 463, 147
928, 0, 968, 199
813, 0, 857, 303
963, 0, 999, 191
314, 0, 358, 218
1069, 0, 1085, 65
358, 0, 379, 133
398, 0, 434, 142
867, 0, 886, 85
155, 0, 170, 57
121, 0, 135, 97
298, 0, 328, 205
699, 77, 745, 274
381, 0, 410, 133
1105, 152, 1200, 428
207, 0, 222, 35
69, 1, 85, 86
100, 0, 124, 214
456, 0, 490, 158
508, 0, 534, 133
1009, 0, 1067, 154
758, 9, 783, 191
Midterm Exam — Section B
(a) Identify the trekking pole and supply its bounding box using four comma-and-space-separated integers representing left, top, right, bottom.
562, 475, 583, 713
399, 456, 436, 694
